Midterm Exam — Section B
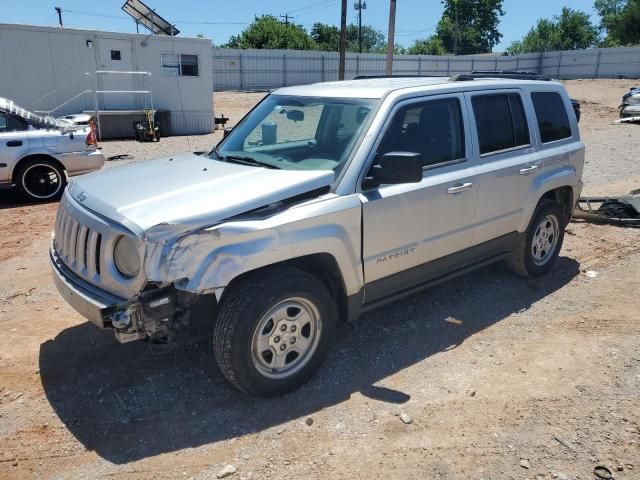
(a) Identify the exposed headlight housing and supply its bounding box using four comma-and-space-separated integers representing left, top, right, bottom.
113, 236, 141, 278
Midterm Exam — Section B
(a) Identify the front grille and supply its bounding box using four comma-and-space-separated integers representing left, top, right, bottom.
55, 205, 102, 278
53, 193, 145, 300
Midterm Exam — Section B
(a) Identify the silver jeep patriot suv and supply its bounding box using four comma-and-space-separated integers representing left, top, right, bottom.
50, 74, 584, 396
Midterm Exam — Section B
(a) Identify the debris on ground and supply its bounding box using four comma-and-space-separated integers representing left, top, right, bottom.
574, 189, 640, 227
553, 435, 578, 452
619, 86, 640, 119
593, 465, 613, 479
106, 154, 134, 161
399, 413, 412, 425
216, 464, 237, 478
519, 458, 531, 469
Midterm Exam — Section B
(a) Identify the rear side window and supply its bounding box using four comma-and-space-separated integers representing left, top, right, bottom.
472, 93, 530, 155
377, 98, 465, 167
0, 112, 27, 132
531, 92, 572, 143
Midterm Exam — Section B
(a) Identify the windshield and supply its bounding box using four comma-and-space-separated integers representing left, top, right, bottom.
214, 95, 377, 172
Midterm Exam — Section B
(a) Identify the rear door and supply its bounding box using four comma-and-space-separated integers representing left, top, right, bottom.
466, 90, 542, 245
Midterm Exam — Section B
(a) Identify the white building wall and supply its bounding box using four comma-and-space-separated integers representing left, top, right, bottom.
0, 23, 214, 135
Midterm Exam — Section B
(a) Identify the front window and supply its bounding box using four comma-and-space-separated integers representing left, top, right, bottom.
215, 95, 376, 172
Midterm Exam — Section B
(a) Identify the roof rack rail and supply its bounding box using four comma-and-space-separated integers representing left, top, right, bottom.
452, 71, 552, 81
353, 75, 444, 80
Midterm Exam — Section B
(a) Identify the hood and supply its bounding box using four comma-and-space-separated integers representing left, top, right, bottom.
67, 153, 335, 236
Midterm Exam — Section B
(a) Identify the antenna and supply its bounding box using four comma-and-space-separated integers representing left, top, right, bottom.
121, 0, 179, 36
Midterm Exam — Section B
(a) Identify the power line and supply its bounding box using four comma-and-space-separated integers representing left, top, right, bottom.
293, 1, 341, 18
63, 9, 249, 25
395, 24, 438, 37
288, 0, 338, 16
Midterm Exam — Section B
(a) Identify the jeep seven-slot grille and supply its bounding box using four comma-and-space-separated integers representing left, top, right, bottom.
55, 206, 102, 277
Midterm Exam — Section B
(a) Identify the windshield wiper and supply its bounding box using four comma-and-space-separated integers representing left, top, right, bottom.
224, 154, 281, 169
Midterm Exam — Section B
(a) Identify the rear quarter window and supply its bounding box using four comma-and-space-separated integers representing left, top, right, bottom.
531, 92, 572, 143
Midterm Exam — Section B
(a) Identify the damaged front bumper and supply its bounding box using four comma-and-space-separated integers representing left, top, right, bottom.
50, 247, 182, 344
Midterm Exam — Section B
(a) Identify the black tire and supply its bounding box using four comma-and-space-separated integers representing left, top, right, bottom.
213, 266, 337, 397
15, 158, 66, 202
507, 200, 566, 277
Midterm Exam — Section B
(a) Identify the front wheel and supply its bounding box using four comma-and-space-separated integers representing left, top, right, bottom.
213, 267, 337, 397
507, 200, 566, 277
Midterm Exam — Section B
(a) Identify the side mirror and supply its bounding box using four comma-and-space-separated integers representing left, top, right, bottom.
223, 126, 233, 138
369, 152, 423, 186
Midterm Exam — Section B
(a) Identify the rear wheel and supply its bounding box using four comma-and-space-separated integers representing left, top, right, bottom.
15, 158, 66, 201
213, 267, 337, 397
507, 200, 565, 277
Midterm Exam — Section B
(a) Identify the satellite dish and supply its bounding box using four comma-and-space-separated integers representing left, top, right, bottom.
122, 0, 180, 36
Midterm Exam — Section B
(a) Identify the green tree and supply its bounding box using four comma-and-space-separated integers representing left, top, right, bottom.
310, 23, 341, 51
436, 0, 505, 54
506, 8, 598, 54
407, 35, 447, 55
595, 0, 640, 46
223, 15, 314, 50
311, 22, 386, 53
346, 24, 386, 52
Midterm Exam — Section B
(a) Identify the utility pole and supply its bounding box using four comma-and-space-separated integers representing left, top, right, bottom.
354, 0, 367, 53
280, 14, 293, 49
339, 0, 347, 80
55, 6, 63, 28
385, 0, 396, 75
453, 0, 459, 55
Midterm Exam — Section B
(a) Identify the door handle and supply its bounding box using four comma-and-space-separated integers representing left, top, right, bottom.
447, 182, 473, 194
6, 140, 23, 147
519, 165, 539, 175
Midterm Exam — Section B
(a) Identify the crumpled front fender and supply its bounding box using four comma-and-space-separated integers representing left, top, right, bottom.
144, 194, 364, 300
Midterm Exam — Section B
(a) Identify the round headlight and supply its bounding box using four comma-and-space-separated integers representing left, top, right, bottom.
113, 236, 141, 278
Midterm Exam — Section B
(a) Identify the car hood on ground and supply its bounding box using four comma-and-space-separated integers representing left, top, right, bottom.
67, 153, 335, 236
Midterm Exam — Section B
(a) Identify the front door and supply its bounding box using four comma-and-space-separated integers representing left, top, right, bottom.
0, 112, 30, 183
361, 94, 478, 302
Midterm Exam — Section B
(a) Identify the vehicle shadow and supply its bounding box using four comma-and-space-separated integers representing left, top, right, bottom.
39, 257, 579, 464
0, 190, 59, 210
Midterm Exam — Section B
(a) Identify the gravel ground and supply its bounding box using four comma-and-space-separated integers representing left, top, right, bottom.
0, 80, 639, 480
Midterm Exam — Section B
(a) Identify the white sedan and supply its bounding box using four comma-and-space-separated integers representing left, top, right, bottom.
0, 98, 104, 201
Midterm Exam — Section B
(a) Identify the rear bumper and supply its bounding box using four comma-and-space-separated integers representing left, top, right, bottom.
49, 247, 123, 328
60, 150, 105, 176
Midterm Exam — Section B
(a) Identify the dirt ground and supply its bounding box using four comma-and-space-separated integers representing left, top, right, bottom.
1, 80, 639, 480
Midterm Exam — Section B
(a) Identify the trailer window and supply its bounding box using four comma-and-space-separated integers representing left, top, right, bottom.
161, 53, 199, 77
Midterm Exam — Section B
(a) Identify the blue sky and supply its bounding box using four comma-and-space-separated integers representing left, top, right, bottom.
6, 0, 601, 51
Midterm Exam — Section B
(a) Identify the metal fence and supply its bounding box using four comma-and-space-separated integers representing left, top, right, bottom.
212, 46, 640, 91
